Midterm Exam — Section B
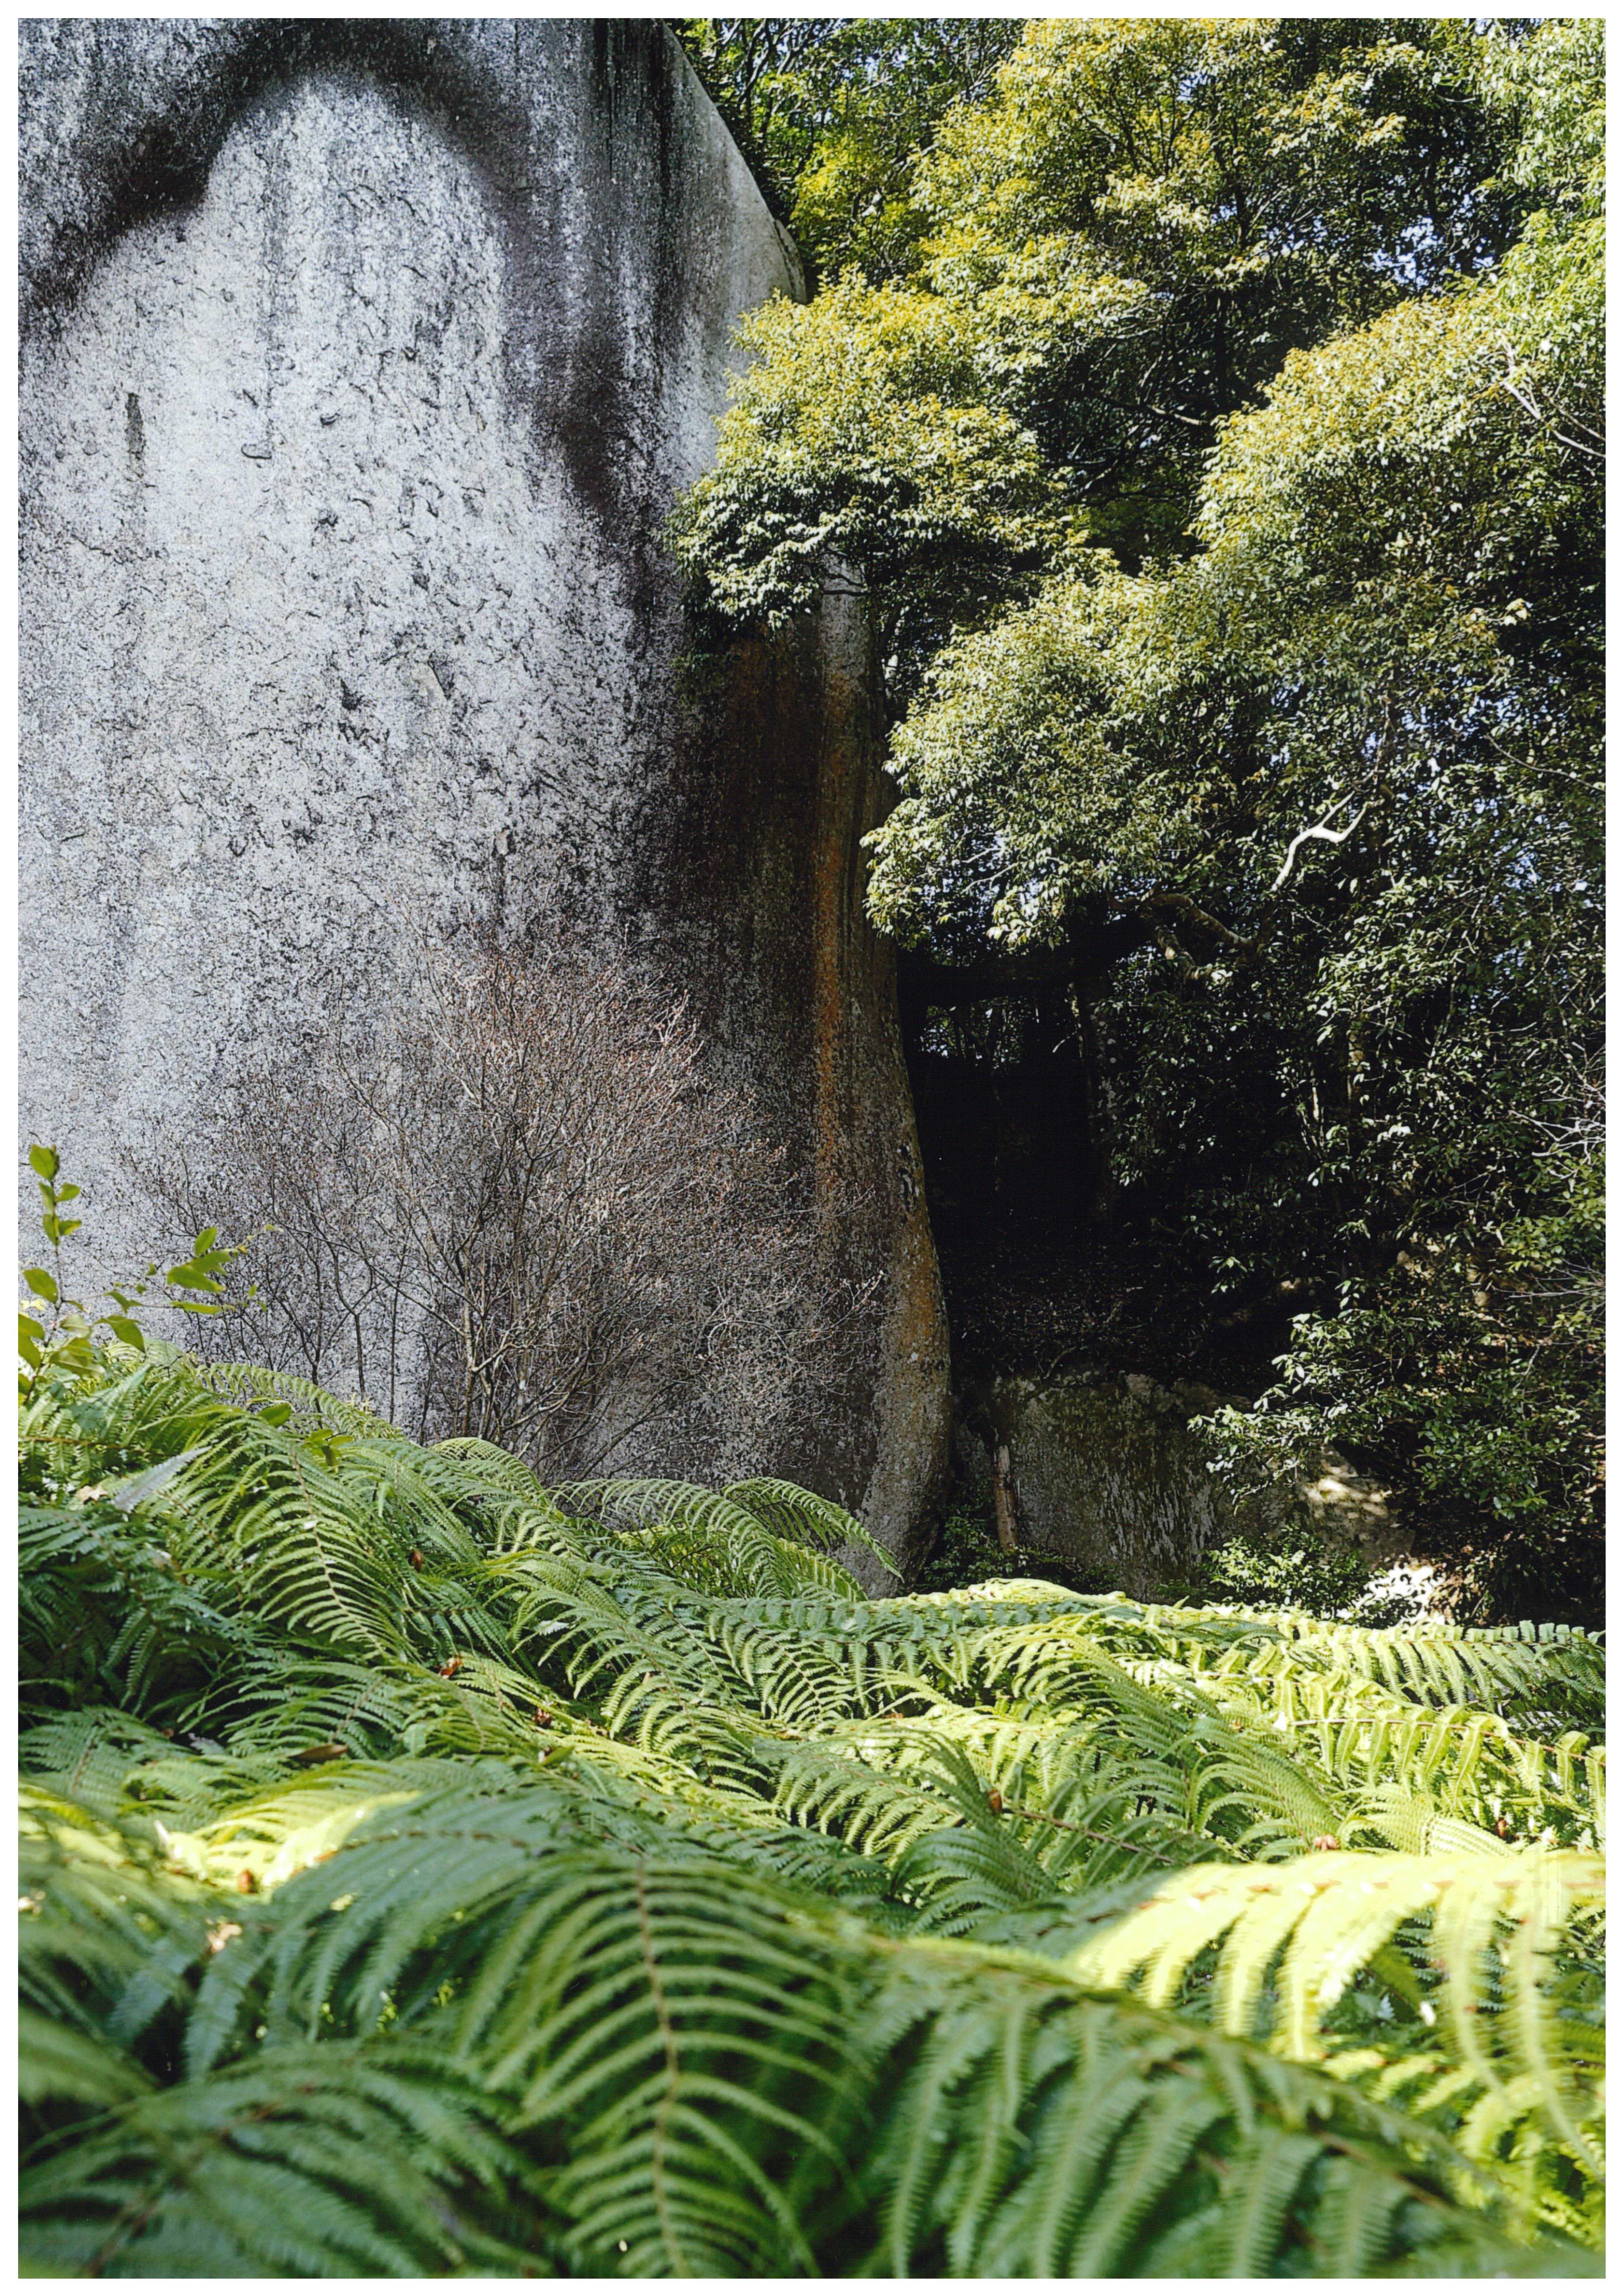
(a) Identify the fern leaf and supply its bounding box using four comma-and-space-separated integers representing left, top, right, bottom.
1068, 1846, 1605, 2237
20, 2042, 541, 2277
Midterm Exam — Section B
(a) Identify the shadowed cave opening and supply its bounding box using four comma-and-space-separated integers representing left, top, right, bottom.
894, 965, 1327, 1598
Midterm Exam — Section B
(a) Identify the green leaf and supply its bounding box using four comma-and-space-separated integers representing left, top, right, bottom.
167, 1262, 223, 1294
10, 1216, 1606, 2276
23, 1269, 58, 1304
109, 1448, 205, 1513
28, 1144, 60, 1182
103, 1316, 146, 1351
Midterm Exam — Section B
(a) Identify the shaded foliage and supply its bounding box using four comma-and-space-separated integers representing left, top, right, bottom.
675, 18, 1020, 283
674, 18, 1603, 1618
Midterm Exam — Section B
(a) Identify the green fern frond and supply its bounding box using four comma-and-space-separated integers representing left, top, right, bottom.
723, 1475, 902, 1578
20, 2041, 544, 2278
19, 1786, 217, 2057
1068, 1846, 1605, 2238
844, 1937, 1552, 2277
195, 1359, 399, 1438
15, 1340, 1606, 2271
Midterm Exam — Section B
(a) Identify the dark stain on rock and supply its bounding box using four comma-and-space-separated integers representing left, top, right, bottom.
21, 20, 750, 587
123, 388, 143, 459
620, 593, 950, 1539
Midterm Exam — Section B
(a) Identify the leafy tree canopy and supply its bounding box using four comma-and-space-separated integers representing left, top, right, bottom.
676, 17, 1020, 281
673, 18, 1603, 1619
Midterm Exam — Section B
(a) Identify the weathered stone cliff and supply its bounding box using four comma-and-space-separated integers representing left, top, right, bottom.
18, 18, 951, 1575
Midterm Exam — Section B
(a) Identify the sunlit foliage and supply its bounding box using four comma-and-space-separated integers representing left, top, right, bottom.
676, 18, 1019, 282
19, 1322, 1604, 2272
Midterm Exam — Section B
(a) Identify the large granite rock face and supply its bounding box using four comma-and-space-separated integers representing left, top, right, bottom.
18, 18, 950, 1575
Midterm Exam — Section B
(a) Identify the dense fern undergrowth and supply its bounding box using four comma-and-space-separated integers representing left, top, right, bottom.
20, 1340, 1605, 2275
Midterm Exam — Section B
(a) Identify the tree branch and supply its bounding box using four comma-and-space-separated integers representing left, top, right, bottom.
1141, 889, 1259, 955
1271, 800, 1367, 894
895, 916, 1149, 1009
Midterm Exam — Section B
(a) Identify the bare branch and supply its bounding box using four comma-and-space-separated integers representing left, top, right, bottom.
133, 926, 883, 1486
1271, 800, 1367, 894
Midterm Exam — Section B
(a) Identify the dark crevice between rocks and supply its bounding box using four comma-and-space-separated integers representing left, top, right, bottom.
897, 979, 1399, 1601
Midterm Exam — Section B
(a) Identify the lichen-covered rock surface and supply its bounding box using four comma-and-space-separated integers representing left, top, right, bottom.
960, 1370, 1404, 1601
18, 17, 949, 1575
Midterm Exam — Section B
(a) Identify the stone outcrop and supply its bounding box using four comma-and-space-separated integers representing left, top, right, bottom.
18, 18, 950, 1575
959, 1369, 1403, 1601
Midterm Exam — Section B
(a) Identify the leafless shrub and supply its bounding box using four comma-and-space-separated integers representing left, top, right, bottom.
138, 932, 878, 1483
